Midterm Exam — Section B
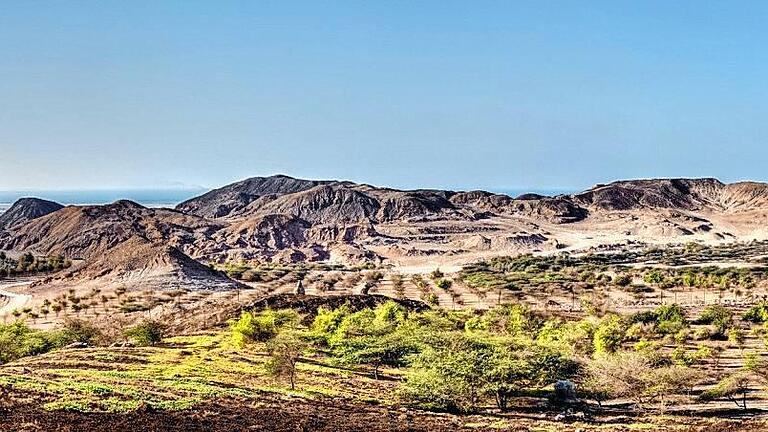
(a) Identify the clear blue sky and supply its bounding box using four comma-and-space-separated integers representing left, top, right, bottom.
1, 1, 767, 192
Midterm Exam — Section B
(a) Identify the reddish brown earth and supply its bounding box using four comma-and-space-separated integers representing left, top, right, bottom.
4, 400, 768, 432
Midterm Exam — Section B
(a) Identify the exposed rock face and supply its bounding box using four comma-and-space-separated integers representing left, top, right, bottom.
450, 191, 587, 223
44, 236, 246, 292
216, 214, 311, 250
0, 198, 64, 230
176, 175, 332, 219
7, 175, 768, 293
719, 182, 768, 211
0, 200, 221, 260
249, 185, 381, 224
572, 178, 724, 211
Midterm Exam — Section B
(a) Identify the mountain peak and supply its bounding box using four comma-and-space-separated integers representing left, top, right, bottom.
0, 197, 64, 230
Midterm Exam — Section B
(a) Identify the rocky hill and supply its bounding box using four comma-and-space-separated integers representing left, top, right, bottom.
5, 175, 768, 295
0, 200, 221, 260
176, 175, 333, 219
0, 197, 63, 230
52, 237, 246, 292
571, 178, 768, 212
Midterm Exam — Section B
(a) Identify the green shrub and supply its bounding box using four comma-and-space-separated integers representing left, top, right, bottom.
0, 322, 54, 364
693, 327, 712, 341
231, 309, 299, 347
629, 304, 686, 335
697, 305, 733, 337
593, 315, 626, 354
52, 318, 105, 346
614, 275, 632, 287
123, 319, 165, 346
311, 304, 352, 338
743, 301, 768, 323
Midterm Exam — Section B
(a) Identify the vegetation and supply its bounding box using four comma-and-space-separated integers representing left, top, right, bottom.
0, 319, 106, 364
123, 319, 166, 346
216, 261, 374, 284
6, 241, 768, 424
459, 248, 768, 306
0, 252, 71, 278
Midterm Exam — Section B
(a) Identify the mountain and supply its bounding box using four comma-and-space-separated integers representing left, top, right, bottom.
172, 175, 768, 258
176, 175, 333, 219
0, 198, 64, 230
5, 175, 768, 296
0, 199, 221, 260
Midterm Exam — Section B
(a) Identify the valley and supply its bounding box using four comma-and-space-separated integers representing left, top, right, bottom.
4, 175, 768, 430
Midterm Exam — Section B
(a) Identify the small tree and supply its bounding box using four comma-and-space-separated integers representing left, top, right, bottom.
593, 315, 625, 354
702, 370, 754, 409
265, 331, 306, 390
483, 343, 568, 411
728, 327, 746, 353
430, 268, 444, 280
585, 351, 700, 410
402, 335, 488, 413
336, 331, 418, 380
58, 318, 104, 346
391, 274, 406, 299
51, 303, 63, 317
436, 279, 453, 291
697, 304, 733, 338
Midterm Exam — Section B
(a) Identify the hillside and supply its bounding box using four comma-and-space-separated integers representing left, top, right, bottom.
0, 198, 63, 230
176, 175, 334, 219
4, 175, 768, 295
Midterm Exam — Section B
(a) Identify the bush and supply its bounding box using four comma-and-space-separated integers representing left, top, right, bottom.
743, 301, 768, 323
0, 322, 54, 364
593, 315, 626, 354
629, 304, 686, 335
585, 351, 700, 408
402, 334, 569, 412
614, 275, 632, 287
430, 268, 445, 280
311, 304, 351, 339
231, 309, 300, 347
53, 318, 105, 346
123, 319, 165, 346
697, 305, 733, 337
693, 327, 712, 340
655, 304, 686, 324
422, 293, 439, 306
464, 304, 543, 336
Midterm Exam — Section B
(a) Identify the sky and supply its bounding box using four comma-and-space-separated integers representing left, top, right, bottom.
1, 1, 767, 192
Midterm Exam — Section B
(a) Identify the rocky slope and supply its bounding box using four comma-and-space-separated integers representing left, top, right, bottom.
0, 200, 221, 260
5, 175, 768, 294
176, 175, 333, 219
0, 198, 63, 230
54, 237, 246, 292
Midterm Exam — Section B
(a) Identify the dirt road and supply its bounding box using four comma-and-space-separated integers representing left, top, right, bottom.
0, 280, 33, 316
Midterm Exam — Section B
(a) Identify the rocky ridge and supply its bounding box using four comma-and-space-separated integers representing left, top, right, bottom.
5, 175, 768, 293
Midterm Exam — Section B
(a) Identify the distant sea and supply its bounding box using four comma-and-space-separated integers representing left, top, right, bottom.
0, 189, 206, 215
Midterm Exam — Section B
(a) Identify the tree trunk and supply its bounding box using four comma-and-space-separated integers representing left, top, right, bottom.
495, 391, 508, 411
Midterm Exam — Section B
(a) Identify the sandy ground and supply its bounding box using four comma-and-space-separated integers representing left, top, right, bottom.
0, 279, 33, 316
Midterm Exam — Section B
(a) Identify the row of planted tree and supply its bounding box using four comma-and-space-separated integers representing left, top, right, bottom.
0, 252, 71, 278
